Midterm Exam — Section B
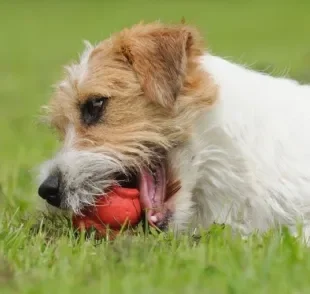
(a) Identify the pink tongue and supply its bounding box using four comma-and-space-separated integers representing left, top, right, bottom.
139, 165, 166, 226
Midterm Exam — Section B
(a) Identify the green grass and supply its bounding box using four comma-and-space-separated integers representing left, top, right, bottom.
0, 0, 310, 293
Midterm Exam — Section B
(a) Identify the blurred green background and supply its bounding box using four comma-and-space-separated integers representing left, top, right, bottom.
0, 1, 310, 293
0, 0, 309, 210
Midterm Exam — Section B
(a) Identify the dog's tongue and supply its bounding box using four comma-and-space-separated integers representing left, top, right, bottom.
139, 165, 167, 226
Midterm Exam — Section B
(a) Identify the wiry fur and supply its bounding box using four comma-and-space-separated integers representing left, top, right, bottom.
38, 22, 310, 241
38, 125, 128, 214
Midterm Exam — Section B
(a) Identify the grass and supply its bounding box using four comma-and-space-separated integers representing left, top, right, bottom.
0, 0, 310, 293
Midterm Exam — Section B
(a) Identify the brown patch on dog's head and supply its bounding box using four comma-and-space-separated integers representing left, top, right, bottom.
43, 22, 217, 182
47, 22, 217, 162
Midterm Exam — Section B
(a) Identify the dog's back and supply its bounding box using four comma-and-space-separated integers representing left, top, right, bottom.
182, 54, 310, 238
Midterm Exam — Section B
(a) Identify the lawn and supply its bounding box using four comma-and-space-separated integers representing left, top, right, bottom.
0, 0, 310, 293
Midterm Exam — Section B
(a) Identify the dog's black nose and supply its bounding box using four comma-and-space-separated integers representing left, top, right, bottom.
38, 174, 61, 207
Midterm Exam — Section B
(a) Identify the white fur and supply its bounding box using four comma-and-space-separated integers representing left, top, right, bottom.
58, 41, 93, 97
170, 54, 310, 241
38, 125, 127, 214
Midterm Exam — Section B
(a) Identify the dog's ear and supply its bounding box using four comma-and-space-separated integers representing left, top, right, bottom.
120, 24, 202, 109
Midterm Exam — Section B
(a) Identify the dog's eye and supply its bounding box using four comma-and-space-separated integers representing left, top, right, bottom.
81, 97, 108, 125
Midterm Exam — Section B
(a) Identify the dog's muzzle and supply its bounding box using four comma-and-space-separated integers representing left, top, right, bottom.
38, 160, 180, 231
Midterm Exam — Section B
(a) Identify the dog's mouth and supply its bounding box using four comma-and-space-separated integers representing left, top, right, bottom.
114, 162, 180, 230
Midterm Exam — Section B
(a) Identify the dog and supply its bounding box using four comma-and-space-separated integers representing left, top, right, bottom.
37, 21, 310, 240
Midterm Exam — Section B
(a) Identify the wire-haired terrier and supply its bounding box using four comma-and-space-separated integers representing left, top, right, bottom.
38, 22, 310, 240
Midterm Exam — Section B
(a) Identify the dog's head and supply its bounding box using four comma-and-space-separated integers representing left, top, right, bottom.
38, 22, 217, 228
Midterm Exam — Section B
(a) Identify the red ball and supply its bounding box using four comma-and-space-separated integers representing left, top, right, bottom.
72, 186, 142, 238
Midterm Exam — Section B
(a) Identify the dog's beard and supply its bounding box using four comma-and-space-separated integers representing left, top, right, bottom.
38, 149, 126, 214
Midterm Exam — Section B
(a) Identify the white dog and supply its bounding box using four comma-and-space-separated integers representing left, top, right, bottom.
38, 22, 310, 240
